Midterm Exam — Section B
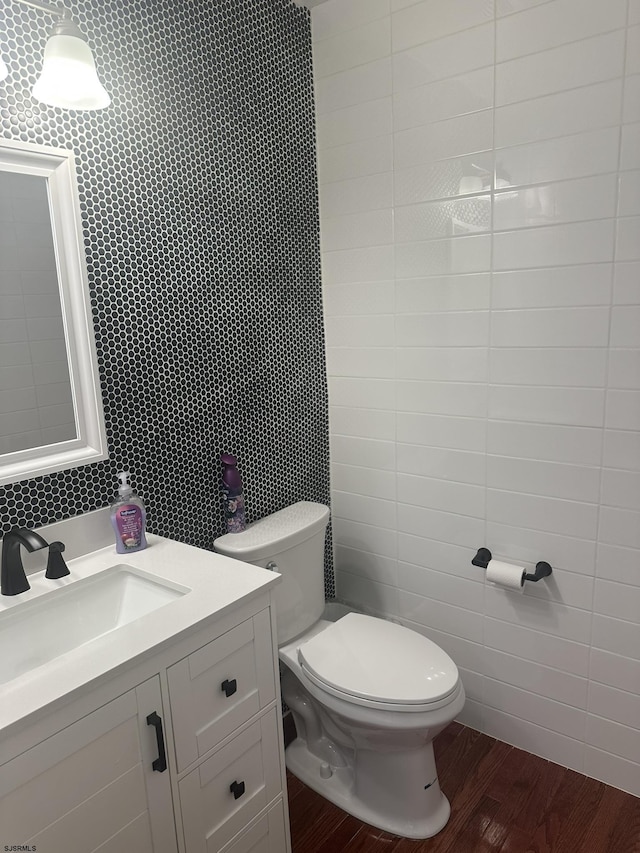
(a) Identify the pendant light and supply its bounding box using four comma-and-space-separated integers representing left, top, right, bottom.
32, 15, 110, 110
4, 0, 110, 111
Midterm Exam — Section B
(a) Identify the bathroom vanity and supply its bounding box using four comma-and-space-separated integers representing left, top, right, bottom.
0, 532, 291, 853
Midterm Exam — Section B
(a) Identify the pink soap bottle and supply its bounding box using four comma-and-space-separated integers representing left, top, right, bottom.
110, 471, 148, 553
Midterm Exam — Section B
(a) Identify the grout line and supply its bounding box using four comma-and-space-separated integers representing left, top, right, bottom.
318, 112, 626, 169
493, 72, 626, 112
319, 70, 623, 151
494, 24, 628, 68
389, 2, 400, 598
585, 0, 633, 732
314, 15, 493, 57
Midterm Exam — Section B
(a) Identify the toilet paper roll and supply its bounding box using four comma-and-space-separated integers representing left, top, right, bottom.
486, 559, 526, 593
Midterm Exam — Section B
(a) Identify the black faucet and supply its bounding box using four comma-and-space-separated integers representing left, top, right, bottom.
1, 528, 69, 596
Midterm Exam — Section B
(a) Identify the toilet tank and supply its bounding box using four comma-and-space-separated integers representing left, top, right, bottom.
213, 501, 330, 645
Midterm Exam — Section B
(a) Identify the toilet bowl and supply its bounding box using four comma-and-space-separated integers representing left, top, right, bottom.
214, 501, 465, 839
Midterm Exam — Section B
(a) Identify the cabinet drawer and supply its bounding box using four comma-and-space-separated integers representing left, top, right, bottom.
168, 609, 276, 772
179, 708, 283, 853
222, 800, 288, 853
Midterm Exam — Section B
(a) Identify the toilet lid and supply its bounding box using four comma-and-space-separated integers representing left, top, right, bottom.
297, 613, 459, 706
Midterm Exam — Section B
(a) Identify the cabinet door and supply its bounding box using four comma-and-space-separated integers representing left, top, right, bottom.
0, 676, 177, 853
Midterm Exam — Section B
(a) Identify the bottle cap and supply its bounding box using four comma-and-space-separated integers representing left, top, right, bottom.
221, 453, 242, 492
117, 471, 133, 497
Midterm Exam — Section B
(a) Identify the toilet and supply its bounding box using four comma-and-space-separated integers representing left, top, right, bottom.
214, 501, 465, 839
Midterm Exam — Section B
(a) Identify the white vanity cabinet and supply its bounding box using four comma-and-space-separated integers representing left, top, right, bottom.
0, 593, 291, 853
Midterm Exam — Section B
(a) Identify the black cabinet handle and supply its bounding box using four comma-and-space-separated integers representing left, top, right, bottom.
221, 678, 237, 698
230, 780, 245, 800
146, 711, 167, 772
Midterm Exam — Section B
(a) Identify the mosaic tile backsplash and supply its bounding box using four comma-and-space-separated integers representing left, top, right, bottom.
0, 0, 333, 590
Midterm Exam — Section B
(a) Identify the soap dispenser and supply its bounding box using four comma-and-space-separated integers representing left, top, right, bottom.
110, 471, 148, 553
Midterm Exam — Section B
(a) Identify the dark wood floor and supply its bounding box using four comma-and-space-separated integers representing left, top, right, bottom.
286, 722, 640, 852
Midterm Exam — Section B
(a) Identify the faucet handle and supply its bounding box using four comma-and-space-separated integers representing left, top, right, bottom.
45, 541, 70, 579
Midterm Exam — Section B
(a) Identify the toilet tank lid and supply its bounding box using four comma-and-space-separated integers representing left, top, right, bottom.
214, 501, 330, 561
298, 613, 459, 706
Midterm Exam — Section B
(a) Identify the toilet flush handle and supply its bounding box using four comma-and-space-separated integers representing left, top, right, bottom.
265, 561, 278, 572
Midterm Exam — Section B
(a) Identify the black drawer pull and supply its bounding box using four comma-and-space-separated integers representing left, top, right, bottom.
146, 711, 167, 772
221, 678, 237, 697
230, 780, 246, 800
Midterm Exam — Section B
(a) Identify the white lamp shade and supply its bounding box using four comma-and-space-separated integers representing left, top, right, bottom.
0, 55, 8, 83
32, 34, 110, 110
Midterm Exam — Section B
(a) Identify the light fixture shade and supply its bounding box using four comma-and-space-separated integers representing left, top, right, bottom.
32, 33, 110, 110
0, 55, 8, 83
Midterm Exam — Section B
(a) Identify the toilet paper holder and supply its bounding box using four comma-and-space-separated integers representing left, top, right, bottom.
472, 548, 553, 583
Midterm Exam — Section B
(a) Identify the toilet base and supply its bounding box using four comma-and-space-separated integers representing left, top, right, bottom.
285, 737, 451, 839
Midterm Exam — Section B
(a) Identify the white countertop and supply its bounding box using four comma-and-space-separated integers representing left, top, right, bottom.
0, 533, 279, 735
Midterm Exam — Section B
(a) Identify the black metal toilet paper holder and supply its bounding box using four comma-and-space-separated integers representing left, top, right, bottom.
472, 548, 553, 583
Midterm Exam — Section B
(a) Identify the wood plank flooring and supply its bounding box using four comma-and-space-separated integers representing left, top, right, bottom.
286, 722, 640, 853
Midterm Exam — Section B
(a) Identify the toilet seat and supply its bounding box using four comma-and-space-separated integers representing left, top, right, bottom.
297, 613, 459, 711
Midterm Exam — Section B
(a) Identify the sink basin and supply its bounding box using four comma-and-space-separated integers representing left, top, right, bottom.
0, 565, 189, 685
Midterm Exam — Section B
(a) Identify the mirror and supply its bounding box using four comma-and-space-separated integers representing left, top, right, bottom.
0, 138, 107, 486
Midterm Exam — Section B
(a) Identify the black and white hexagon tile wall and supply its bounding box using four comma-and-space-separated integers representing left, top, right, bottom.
0, 0, 334, 595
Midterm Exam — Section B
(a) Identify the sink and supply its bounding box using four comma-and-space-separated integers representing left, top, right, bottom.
0, 565, 189, 685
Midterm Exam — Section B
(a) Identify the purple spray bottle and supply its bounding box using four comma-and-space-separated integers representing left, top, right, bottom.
221, 453, 246, 533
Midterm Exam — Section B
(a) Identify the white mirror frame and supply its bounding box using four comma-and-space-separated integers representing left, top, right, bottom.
0, 138, 108, 486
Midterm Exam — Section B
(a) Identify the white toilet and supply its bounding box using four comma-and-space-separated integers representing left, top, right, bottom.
214, 501, 465, 839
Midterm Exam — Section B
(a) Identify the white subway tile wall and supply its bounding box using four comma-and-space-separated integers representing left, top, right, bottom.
313, 0, 640, 798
